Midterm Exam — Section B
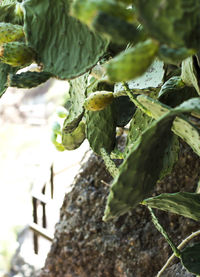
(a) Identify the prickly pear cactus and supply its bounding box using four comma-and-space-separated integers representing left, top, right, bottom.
0, 22, 24, 43
134, 0, 200, 49
8, 71, 53, 88
63, 74, 88, 133
84, 91, 114, 111
85, 105, 116, 155
103, 113, 175, 221
0, 42, 35, 67
0, 62, 18, 97
62, 121, 86, 150
0, 1, 24, 24
23, 0, 108, 79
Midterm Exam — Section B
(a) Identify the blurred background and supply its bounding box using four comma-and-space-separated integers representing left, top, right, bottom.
0, 72, 89, 277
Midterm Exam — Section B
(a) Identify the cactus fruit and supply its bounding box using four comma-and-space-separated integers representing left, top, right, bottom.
84, 91, 114, 111
106, 39, 159, 82
0, 42, 35, 67
0, 23, 24, 44
62, 121, 86, 150
8, 71, 52, 88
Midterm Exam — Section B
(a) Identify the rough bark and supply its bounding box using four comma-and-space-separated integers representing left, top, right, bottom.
40, 140, 200, 277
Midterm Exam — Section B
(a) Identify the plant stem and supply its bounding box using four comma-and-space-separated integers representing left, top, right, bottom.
148, 207, 181, 258
157, 230, 200, 277
100, 147, 119, 178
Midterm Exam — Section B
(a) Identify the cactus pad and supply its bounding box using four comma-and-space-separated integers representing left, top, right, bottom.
0, 22, 24, 44
180, 243, 200, 275
106, 39, 159, 82
143, 192, 200, 221
137, 95, 200, 156
8, 71, 53, 88
23, 0, 108, 79
85, 105, 116, 155
103, 113, 175, 221
0, 62, 18, 97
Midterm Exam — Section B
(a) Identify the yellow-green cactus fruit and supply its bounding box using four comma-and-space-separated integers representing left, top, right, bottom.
0, 42, 35, 67
0, 23, 24, 44
84, 91, 114, 111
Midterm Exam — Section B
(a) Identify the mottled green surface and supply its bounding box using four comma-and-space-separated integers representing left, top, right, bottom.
23, 0, 108, 79
134, 0, 200, 49
103, 113, 174, 221
158, 76, 198, 107
85, 105, 116, 155
62, 121, 86, 150
106, 39, 158, 82
0, 23, 24, 44
144, 192, 200, 221
84, 91, 114, 111
158, 45, 195, 65
63, 74, 88, 133
8, 71, 52, 88
0, 62, 18, 97
181, 243, 200, 274
125, 108, 153, 155
0, 42, 35, 67
137, 95, 200, 156
181, 56, 200, 95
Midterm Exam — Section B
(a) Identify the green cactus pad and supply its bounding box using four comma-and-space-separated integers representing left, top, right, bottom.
137, 95, 200, 156
0, 62, 18, 97
143, 192, 200, 221
181, 56, 200, 95
103, 113, 175, 221
0, 23, 24, 44
134, 0, 200, 49
8, 71, 53, 88
63, 74, 88, 134
126, 108, 154, 155
62, 121, 86, 150
106, 39, 159, 82
92, 12, 144, 45
158, 45, 195, 65
71, 0, 133, 26
181, 243, 200, 275
159, 134, 180, 179
112, 96, 136, 127
23, 0, 108, 80
158, 76, 198, 107
86, 105, 116, 155
0, 42, 35, 67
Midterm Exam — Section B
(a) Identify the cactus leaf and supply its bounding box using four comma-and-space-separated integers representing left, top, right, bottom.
137, 95, 200, 156
23, 0, 108, 80
86, 104, 116, 155
103, 113, 175, 221
63, 74, 88, 133
134, 0, 200, 49
0, 62, 18, 97
143, 192, 200, 221
181, 243, 200, 275
158, 76, 198, 107
62, 121, 86, 150
8, 71, 52, 88
106, 39, 159, 82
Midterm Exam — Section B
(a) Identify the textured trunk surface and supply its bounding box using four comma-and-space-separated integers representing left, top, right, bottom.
40, 142, 200, 277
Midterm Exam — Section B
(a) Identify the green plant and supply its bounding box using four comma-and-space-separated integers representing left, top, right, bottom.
1, 0, 200, 275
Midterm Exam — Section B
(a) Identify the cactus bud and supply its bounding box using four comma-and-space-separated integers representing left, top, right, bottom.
0, 22, 24, 44
0, 42, 35, 67
84, 91, 114, 111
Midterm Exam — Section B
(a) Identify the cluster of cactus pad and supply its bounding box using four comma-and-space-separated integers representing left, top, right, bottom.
2, 0, 200, 275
